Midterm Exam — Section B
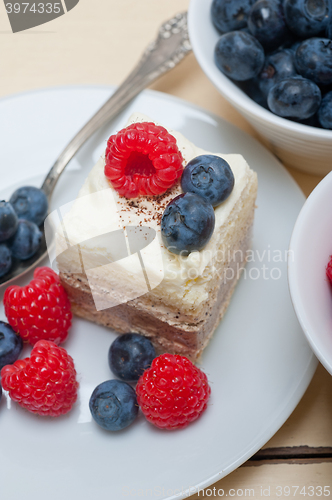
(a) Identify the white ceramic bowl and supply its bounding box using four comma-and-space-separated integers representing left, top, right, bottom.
289, 172, 332, 375
188, 0, 332, 175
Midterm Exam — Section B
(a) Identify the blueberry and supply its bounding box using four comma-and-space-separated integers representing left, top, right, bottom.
181, 155, 234, 207
211, 0, 255, 33
257, 49, 297, 100
214, 31, 265, 81
247, 0, 290, 51
8, 219, 42, 260
161, 192, 215, 256
295, 38, 332, 85
108, 333, 156, 382
0, 321, 23, 370
10, 186, 48, 227
89, 380, 138, 431
267, 76, 322, 119
283, 0, 329, 38
318, 90, 332, 128
0, 244, 12, 278
0, 201, 18, 242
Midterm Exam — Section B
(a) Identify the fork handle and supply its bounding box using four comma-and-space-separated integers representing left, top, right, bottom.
41, 12, 191, 200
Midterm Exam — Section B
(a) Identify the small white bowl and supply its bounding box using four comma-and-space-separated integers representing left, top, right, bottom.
188, 0, 332, 175
289, 172, 332, 375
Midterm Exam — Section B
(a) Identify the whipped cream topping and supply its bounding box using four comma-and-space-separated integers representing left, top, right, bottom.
57, 113, 252, 304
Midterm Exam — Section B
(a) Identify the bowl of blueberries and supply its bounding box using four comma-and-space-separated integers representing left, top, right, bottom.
188, 0, 332, 175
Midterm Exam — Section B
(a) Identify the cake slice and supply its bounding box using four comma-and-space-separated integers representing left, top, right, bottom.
56, 113, 257, 361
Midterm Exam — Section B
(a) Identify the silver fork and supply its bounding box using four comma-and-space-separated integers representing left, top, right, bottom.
0, 11, 191, 287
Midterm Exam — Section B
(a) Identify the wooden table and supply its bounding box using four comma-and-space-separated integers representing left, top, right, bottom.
1, 0, 331, 496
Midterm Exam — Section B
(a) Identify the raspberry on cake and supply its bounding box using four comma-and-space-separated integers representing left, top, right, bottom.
55, 113, 258, 361
105, 122, 183, 198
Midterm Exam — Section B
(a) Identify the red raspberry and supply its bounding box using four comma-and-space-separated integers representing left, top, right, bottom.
4, 267, 72, 346
104, 122, 184, 199
327, 256, 332, 283
1, 340, 78, 417
136, 353, 211, 430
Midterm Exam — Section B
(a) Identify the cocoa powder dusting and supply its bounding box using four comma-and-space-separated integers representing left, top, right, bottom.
118, 181, 181, 226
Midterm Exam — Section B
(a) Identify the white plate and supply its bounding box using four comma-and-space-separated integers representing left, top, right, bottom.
0, 86, 317, 500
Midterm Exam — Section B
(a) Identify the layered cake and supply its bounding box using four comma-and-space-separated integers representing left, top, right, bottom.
56, 113, 257, 361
